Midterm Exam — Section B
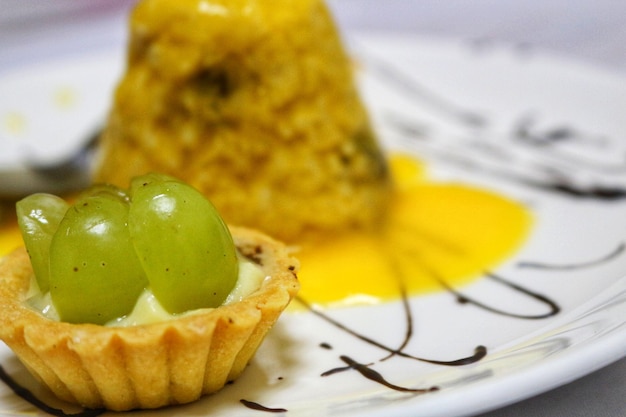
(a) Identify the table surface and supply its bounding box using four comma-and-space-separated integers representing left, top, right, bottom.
0, 1, 625, 416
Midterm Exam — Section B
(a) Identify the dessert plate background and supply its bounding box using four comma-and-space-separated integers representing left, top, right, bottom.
1, 34, 626, 417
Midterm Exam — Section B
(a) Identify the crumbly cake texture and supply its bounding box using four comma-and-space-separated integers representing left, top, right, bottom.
94, 0, 390, 242
0, 226, 299, 411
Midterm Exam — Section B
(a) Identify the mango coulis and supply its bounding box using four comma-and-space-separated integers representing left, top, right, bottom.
0, 208, 20, 257
295, 154, 533, 307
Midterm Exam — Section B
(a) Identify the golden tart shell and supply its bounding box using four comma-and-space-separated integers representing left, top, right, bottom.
0, 226, 299, 411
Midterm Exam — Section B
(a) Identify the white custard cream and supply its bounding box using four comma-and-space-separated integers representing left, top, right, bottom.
27, 253, 266, 327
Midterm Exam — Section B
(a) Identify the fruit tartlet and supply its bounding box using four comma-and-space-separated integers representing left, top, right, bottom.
94, 0, 390, 242
0, 174, 299, 411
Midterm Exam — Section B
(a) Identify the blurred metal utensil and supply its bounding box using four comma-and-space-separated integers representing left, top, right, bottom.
0, 129, 100, 199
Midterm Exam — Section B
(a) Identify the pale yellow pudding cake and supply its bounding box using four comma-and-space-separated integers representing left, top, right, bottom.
94, 0, 390, 242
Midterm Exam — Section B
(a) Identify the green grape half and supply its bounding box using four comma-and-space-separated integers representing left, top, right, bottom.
128, 173, 239, 314
77, 183, 131, 202
16, 193, 69, 293
49, 190, 148, 324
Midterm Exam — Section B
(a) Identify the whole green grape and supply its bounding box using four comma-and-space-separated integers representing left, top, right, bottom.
128, 174, 239, 314
16, 193, 69, 293
49, 190, 148, 324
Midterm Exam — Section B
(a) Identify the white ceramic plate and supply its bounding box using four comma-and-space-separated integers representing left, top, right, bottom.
1, 34, 626, 417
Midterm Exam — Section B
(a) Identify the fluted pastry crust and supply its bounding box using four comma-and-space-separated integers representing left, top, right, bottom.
0, 226, 299, 411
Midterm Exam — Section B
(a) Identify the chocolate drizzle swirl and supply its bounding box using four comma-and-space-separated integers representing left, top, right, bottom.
513, 116, 626, 175
0, 365, 104, 417
363, 49, 626, 201
434, 271, 560, 320
385, 111, 626, 201
298, 297, 487, 367
362, 54, 486, 129
391, 227, 562, 320
295, 239, 626, 396
518, 242, 625, 270
324, 356, 439, 394
240, 399, 287, 413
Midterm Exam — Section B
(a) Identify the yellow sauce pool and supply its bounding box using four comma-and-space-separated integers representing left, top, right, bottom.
295, 154, 532, 306
0, 209, 20, 256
